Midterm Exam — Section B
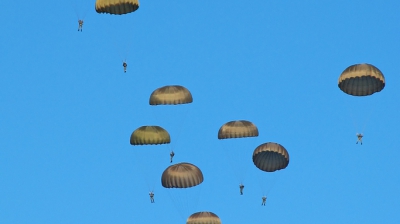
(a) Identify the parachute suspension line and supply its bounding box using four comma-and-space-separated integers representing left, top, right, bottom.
70, 0, 90, 20
148, 104, 191, 161
169, 105, 191, 154
346, 101, 360, 134
131, 149, 154, 193
192, 185, 202, 211
107, 14, 134, 66
70, 1, 80, 20
167, 190, 185, 220
344, 96, 378, 139
257, 172, 280, 196
130, 142, 168, 197
220, 142, 248, 185
182, 186, 202, 220
120, 14, 134, 63
343, 96, 363, 136
147, 107, 173, 160
80, 2, 91, 20
361, 103, 377, 134
167, 189, 196, 222
112, 39, 126, 64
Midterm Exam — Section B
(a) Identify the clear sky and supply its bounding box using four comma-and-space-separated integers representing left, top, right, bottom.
1, 1, 400, 223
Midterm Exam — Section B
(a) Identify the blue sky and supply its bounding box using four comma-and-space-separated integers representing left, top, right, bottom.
1, 1, 400, 223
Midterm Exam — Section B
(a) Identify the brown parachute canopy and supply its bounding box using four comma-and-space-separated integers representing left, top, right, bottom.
218, 120, 258, 139
161, 163, 203, 188
130, 126, 170, 145
95, 0, 139, 15
187, 211, 221, 224
149, 85, 193, 105
338, 63, 385, 96
253, 142, 289, 172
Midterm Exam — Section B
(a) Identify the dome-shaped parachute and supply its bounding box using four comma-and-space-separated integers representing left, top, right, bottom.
95, 0, 139, 15
187, 211, 221, 224
149, 85, 193, 105
338, 63, 385, 96
161, 163, 203, 188
218, 120, 258, 139
130, 126, 170, 145
253, 142, 289, 172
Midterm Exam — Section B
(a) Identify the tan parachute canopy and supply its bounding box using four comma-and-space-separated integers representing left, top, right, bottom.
95, 0, 139, 15
253, 142, 289, 172
130, 126, 170, 145
218, 120, 258, 139
149, 85, 193, 105
187, 212, 221, 224
338, 63, 385, 96
161, 163, 203, 188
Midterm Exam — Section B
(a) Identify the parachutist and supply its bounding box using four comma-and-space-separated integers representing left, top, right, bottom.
123, 61, 127, 73
170, 151, 175, 163
261, 196, 267, 206
78, 20, 83, 32
356, 133, 363, 145
149, 191, 154, 203
239, 183, 244, 195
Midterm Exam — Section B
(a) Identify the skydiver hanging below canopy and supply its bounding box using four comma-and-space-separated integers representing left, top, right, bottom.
170, 151, 175, 163
356, 133, 363, 145
149, 191, 154, 203
261, 196, 267, 206
123, 61, 127, 73
78, 20, 83, 32
239, 183, 244, 195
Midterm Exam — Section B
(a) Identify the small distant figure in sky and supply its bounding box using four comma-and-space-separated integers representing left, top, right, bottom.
78, 20, 83, 32
170, 150, 175, 163
123, 61, 127, 73
356, 133, 363, 145
261, 196, 267, 206
239, 183, 244, 195
149, 191, 154, 203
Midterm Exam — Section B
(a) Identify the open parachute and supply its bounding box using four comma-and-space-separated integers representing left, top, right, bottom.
338, 63, 385, 96
95, 0, 139, 15
162, 163, 203, 188
187, 211, 221, 224
130, 126, 170, 145
150, 85, 193, 105
218, 120, 258, 139
253, 142, 289, 172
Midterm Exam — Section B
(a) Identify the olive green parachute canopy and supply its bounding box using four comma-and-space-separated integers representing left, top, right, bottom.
130, 126, 170, 145
253, 142, 289, 172
218, 120, 258, 139
95, 0, 139, 15
161, 162, 203, 188
187, 211, 221, 224
338, 63, 385, 96
149, 85, 193, 105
